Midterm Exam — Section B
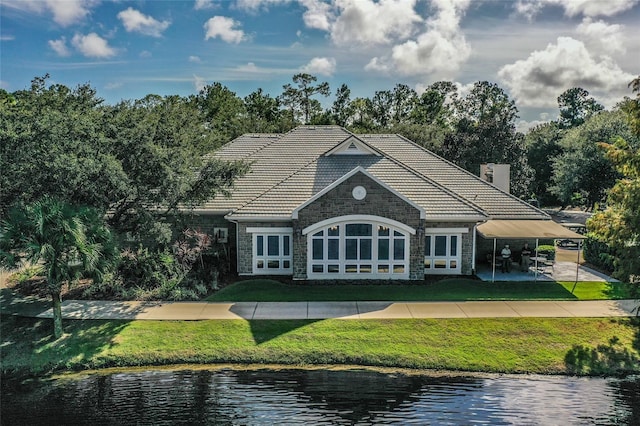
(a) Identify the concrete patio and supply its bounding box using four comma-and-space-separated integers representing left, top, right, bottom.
475, 261, 619, 283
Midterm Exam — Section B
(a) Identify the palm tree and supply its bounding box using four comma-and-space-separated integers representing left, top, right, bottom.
0, 197, 116, 338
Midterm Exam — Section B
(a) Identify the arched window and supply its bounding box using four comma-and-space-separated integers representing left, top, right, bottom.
304, 216, 412, 279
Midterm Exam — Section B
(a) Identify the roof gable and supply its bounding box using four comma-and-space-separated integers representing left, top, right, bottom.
324, 135, 381, 157
292, 166, 425, 219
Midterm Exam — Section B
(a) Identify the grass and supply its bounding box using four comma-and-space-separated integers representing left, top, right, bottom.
2, 314, 638, 378
207, 279, 630, 302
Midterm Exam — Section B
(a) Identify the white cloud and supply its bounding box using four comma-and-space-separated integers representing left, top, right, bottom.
515, 0, 639, 18
204, 16, 246, 44
194, 0, 215, 10
235, 0, 291, 13
105, 81, 123, 90
516, 119, 549, 133
576, 18, 625, 55
364, 57, 391, 73
47, 0, 96, 26
3, 0, 97, 26
48, 37, 71, 57
330, 0, 422, 46
237, 62, 260, 72
300, 57, 336, 76
368, 0, 471, 78
514, 1, 543, 21
117, 8, 170, 37
140, 50, 152, 58
498, 36, 634, 108
189, 55, 202, 63
71, 32, 117, 58
193, 74, 207, 92
300, 0, 333, 31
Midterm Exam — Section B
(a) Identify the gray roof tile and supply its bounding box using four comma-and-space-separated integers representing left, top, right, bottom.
195, 126, 547, 221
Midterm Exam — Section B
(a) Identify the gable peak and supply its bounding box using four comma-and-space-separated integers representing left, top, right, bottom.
325, 135, 381, 157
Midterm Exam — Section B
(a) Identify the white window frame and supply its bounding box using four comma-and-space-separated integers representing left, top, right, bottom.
423, 228, 467, 275
304, 216, 413, 280
247, 227, 293, 275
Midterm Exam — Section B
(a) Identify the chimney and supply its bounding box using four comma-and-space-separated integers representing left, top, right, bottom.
480, 163, 510, 193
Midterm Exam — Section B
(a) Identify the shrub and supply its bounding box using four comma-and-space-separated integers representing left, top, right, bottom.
536, 244, 556, 260
84, 245, 212, 301
7, 264, 44, 285
583, 235, 615, 274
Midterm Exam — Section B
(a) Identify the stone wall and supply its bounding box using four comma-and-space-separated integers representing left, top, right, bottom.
294, 172, 424, 279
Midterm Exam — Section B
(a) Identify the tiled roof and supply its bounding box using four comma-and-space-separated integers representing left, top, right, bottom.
194, 126, 547, 221
363, 134, 548, 219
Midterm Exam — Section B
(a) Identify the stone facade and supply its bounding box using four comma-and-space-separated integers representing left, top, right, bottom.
212, 173, 482, 280
294, 172, 424, 279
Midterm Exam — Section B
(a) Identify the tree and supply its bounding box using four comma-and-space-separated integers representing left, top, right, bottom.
525, 122, 564, 205
557, 87, 604, 129
330, 83, 353, 127
278, 73, 330, 124
389, 84, 417, 126
243, 88, 284, 133
1, 76, 248, 248
195, 82, 246, 144
0, 198, 116, 338
0, 75, 127, 219
588, 76, 640, 286
370, 89, 393, 128
588, 139, 640, 285
549, 109, 638, 210
411, 81, 457, 127
348, 97, 375, 132
104, 95, 249, 244
441, 81, 533, 197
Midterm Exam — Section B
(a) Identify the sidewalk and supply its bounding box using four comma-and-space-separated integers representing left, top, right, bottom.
2, 289, 637, 320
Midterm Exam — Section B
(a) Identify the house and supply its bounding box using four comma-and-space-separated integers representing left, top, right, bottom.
191, 126, 551, 281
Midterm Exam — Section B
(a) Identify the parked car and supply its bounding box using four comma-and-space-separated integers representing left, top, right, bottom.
556, 222, 586, 247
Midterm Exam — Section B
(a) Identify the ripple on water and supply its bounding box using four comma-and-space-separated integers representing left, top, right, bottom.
2, 369, 638, 425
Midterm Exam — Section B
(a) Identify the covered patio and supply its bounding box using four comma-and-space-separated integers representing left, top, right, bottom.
475, 260, 619, 282
475, 220, 588, 283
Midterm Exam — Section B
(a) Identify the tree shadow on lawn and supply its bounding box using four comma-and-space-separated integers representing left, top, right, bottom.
245, 319, 321, 345
564, 318, 640, 375
1, 314, 131, 378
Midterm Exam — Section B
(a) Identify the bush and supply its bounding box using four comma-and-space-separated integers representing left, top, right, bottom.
6, 264, 43, 285
536, 244, 556, 260
84, 245, 213, 301
583, 235, 615, 274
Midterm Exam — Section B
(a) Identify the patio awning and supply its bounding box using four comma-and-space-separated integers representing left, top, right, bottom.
477, 220, 585, 239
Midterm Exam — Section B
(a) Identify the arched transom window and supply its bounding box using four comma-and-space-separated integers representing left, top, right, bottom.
304, 216, 413, 279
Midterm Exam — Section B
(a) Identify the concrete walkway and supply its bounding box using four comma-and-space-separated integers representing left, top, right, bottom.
2, 289, 637, 320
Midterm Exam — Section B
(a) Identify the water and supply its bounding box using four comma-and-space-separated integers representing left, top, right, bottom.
2, 368, 639, 425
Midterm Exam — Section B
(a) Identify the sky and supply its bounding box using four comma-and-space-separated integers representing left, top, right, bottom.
1, 0, 639, 131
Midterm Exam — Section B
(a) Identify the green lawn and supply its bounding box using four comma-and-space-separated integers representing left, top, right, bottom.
207, 279, 629, 302
2, 314, 638, 378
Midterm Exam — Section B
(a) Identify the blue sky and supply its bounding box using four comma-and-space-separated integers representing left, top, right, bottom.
2, 0, 639, 130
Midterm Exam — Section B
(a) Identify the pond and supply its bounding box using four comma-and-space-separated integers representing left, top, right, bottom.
2, 368, 639, 425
